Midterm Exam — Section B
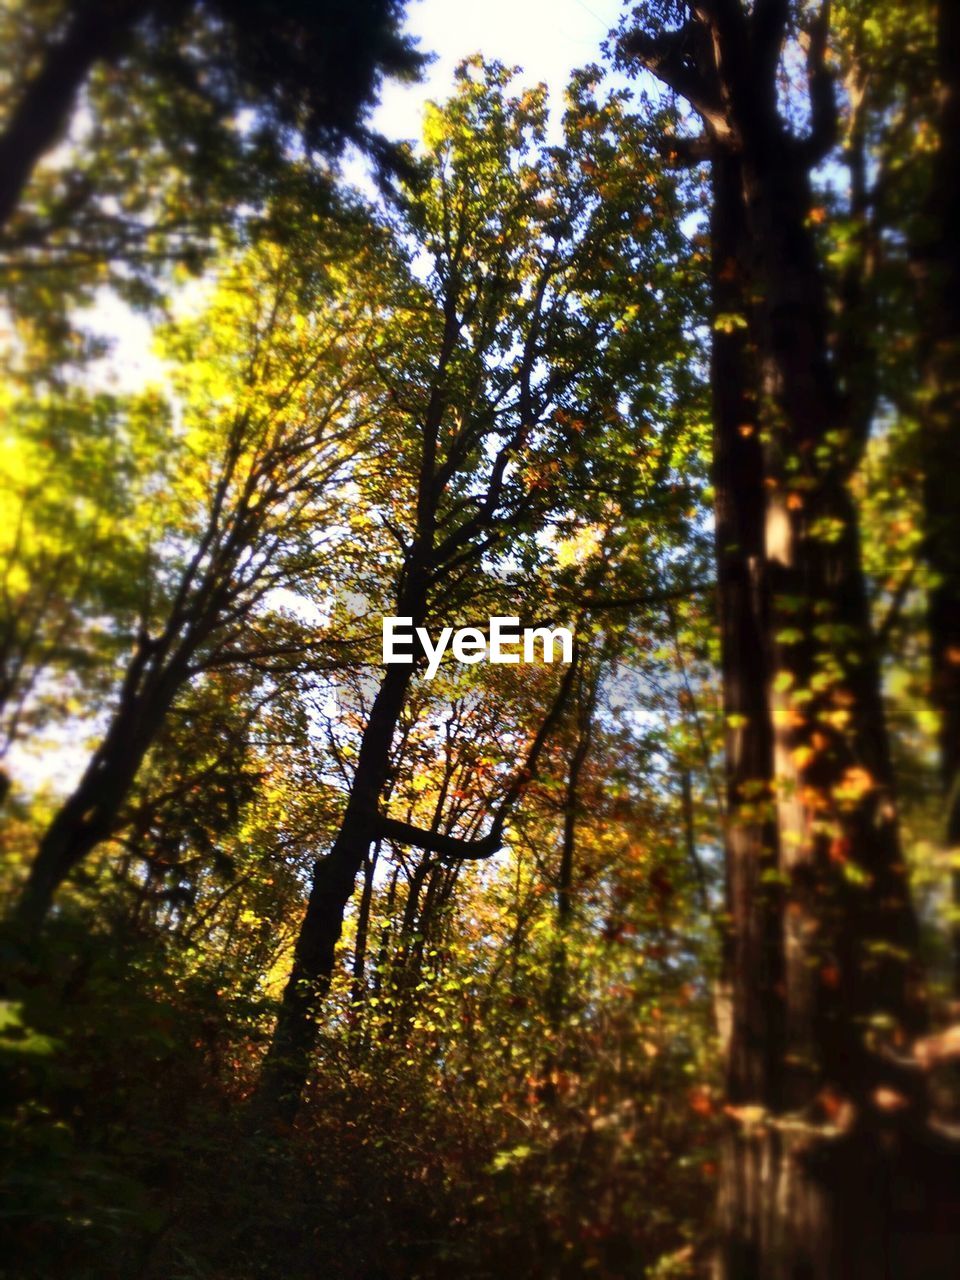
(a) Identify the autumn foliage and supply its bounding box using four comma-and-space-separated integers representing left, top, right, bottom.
1, 2, 959, 1277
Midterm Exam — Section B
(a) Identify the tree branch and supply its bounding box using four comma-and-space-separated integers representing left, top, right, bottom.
798, 0, 837, 162
619, 24, 735, 144
376, 814, 501, 861
376, 641, 583, 863
659, 133, 714, 168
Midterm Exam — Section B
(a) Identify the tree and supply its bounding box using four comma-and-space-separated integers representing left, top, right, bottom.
0, 0, 424, 235
256, 59, 701, 1113
619, 2, 951, 1274
915, 0, 960, 982
9, 206, 388, 931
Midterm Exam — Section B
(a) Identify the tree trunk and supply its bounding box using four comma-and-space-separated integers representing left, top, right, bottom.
385, 850, 433, 1039
349, 840, 379, 1013
741, 135, 924, 1066
918, 0, 960, 990
622, 7, 933, 1273
546, 659, 593, 1038
256, 654, 416, 1114
713, 127, 931, 1280
710, 150, 785, 1115
715, 81, 931, 1280
546, 747, 579, 1032
539, 700, 587, 1103
11, 647, 185, 933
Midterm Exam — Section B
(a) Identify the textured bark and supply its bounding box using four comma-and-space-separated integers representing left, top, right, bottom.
710, 150, 784, 1113
740, 136, 924, 1084
728, 81, 928, 1280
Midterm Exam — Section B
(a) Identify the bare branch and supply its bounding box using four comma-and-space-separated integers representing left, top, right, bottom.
377, 642, 583, 863
375, 815, 502, 861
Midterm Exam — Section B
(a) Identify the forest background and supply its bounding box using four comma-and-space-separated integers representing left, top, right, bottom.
1, 1, 959, 1277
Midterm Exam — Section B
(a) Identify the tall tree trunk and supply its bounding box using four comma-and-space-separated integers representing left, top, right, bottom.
624, 6, 933, 1274
720, 140, 927, 1280
546, 744, 580, 1034
710, 150, 784, 1114
918, 0, 960, 990
539, 695, 588, 1103
710, 149, 801, 1275
349, 840, 379, 1014
546, 657, 593, 1039
741, 135, 923, 1063
0, 0, 140, 230
256, 628, 419, 1114
385, 850, 434, 1039
728, 57, 936, 1280
11, 644, 186, 933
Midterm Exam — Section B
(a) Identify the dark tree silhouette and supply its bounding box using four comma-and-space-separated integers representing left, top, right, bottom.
0, 0, 425, 231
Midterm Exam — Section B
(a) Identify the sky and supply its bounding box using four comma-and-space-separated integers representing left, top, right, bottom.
86, 0, 632, 395
372, 0, 627, 142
